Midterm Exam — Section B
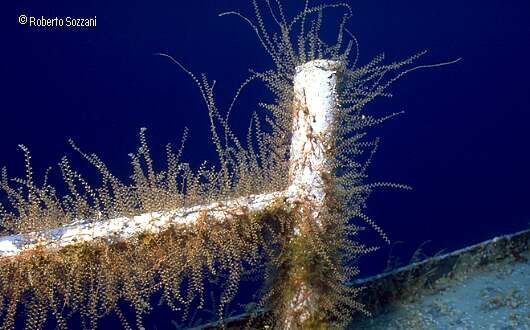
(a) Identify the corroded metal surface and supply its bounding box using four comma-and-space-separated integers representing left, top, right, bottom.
0, 60, 341, 263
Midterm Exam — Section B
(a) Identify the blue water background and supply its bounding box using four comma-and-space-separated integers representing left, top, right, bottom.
2, 0, 529, 328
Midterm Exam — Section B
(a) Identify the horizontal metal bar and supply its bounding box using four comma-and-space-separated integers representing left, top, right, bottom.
0, 190, 288, 257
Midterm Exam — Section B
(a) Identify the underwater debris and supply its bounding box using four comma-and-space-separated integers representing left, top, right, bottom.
0, 1, 460, 329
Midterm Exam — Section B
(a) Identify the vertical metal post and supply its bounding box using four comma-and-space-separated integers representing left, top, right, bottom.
284, 59, 342, 328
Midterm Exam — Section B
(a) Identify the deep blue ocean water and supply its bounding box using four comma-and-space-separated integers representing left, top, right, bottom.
2, 0, 529, 328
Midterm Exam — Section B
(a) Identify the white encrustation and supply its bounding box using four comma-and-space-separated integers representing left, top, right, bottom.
0, 60, 342, 272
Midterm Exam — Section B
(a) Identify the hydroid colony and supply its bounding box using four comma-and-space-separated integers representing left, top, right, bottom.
0, 1, 454, 329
